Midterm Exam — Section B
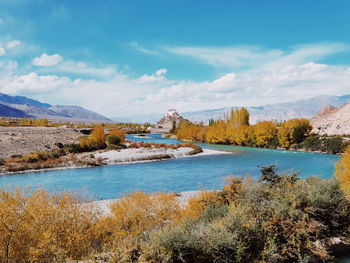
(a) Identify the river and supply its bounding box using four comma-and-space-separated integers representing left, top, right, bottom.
0, 134, 339, 199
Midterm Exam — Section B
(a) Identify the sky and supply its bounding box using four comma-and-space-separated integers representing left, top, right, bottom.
0, 0, 350, 119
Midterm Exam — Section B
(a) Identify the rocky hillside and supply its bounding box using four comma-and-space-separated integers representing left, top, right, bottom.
311, 103, 350, 135
152, 109, 189, 133
0, 92, 112, 123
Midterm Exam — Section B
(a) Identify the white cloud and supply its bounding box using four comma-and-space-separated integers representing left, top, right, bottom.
0, 72, 70, 94
167, 43, 349, 70
6, 40, 21, 49
128, 41, 159, 55
1, 42, 350, 119
32, 53, 63, 66
54, 61, 117, 77
137, 68, 169, 83
140, 62, 350, 112
0, 46, 6, 56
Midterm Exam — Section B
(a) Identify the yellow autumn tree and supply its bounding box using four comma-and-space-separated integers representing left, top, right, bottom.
90, 126, 106, 144
227, 108, 250, 128
205, 120, 227, 143
176, 122, 202, 142
335, 146, 350, 198
254, 121, 278, 147
278, 118, 312, 149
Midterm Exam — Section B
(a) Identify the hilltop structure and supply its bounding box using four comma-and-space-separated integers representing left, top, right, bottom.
151, 109, 188, 133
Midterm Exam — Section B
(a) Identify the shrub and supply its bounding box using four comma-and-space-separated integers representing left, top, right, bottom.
91, 126, 106, 145
0, 188, 99, 262
109, 128, 126, 143
109, 192, 182, 238
106, 134, 121, 145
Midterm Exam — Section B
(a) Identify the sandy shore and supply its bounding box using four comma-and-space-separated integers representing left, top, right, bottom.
93, 147, 194, 164
91, 147, 230, 165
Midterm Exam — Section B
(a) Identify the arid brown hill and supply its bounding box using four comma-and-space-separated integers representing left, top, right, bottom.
311, 103, 350, 135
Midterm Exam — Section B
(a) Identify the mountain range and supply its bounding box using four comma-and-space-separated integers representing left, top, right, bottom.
0, 93, 112, 123
113, 94, 350, 124
2, 92, 350, 125
181, 95, 350, 124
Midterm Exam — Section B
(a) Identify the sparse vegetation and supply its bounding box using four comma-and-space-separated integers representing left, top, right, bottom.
0, 167, 349, 262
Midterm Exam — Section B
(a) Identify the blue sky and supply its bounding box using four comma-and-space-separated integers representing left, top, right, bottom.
0, 0, 350, 118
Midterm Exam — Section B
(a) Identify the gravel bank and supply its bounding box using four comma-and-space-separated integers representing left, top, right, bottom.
91, 147, 230, 165
0, 127, 81, 159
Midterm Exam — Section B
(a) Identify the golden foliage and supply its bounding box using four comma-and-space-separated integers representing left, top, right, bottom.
91, 126, 106, 144
277, 118, 312, 149
184, 190, 223, 218
184, 177, 243, 218
110, 192, 182, 237
0, 188, 98, 262
79, 136, 94, 149
19, 118, 49, 127
335, 146, 350, 198
227, 107, 250, 128
254, 121, 277, 147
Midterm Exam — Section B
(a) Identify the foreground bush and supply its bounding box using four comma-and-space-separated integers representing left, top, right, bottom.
335, 146, 350, 198
0, 188, 99, 262
144, 168, 350, 263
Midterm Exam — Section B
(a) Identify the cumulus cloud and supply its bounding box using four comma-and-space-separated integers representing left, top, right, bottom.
3, 61, 350, 118
0, 72, 70, 94
137, 68, 169, 83
140, 62, 350, 112
1, 42, 350, 118
32, 53, 63, 66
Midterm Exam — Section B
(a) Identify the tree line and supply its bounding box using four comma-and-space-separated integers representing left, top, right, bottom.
176, 107, 349, 153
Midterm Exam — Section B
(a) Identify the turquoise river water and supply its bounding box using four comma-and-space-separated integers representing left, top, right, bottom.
0, 134, 340, 199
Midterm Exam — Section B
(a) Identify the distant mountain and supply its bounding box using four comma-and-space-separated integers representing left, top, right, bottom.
181, 95, 350, 124
49, 105, 111, 122
0, 92, 113, 123
0, 103, 27, 118
0, 93, 51, 108
113, 94, 350, 124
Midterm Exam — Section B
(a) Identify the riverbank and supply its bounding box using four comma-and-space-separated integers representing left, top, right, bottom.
0, 144, 229, 175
